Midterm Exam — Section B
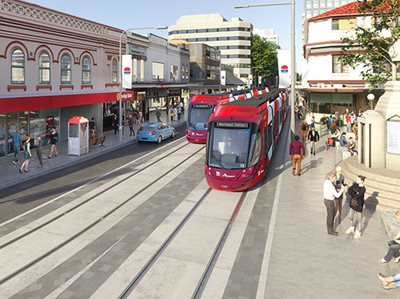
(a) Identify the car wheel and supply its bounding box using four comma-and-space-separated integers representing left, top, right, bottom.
171, 130, 176, 138
157, 136, 162, 144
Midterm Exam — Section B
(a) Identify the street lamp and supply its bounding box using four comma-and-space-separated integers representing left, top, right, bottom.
118, 26, 168, 135
367, 93, 375, 110
235, 1, 296, 133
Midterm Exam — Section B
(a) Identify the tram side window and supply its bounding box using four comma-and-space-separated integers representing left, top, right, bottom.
266, 124, 273, 153
250, 131, 261, 166
278, 108, 281, 125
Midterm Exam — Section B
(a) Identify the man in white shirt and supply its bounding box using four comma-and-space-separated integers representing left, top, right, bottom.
323, 173, 345, 236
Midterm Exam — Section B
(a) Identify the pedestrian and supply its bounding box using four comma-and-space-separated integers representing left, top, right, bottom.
36, 134, 43, 168
179, 100, 184, 116
12, 129, 22, 165
173, 105, 178, 121
89, 117, 96, 138
339, 132, 348, 147
350, 111, 356, 129
348, 137, 358, 155
305, 113, 314, 131
379, 231, 400, 263
156, 107, 162, 123
48, 127, 58, 158
345, 175, 367, 239
128, 113, 135, 136
334, 166, 346, 225
289, 135, 305, 176
346, 113, 351, 133
19, 136, 31, 173
177, 105, 182, 121
299, 120, 308, 142
323, 172, 345, 236
307, 126, 320, 155
377, 272, 400, 290
112, 113, 119, 135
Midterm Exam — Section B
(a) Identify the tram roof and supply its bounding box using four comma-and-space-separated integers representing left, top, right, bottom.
223, 98, 269, 107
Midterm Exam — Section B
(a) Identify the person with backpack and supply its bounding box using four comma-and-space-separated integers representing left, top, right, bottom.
345, 175, 367, 239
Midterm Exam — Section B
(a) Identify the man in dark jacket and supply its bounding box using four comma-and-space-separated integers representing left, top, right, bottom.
345, 175, 366, 238
307, 127, 320, 155
289, 135, 305, 176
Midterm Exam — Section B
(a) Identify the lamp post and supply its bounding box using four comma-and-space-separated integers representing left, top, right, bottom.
235, 1, 296, 133
118, 26, 167, 135
367, 93, 375, 110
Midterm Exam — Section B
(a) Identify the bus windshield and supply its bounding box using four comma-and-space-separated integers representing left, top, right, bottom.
207, 122, 257, 169
187, 104, 214, 130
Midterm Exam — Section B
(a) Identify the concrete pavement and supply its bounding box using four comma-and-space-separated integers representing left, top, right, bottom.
0, 111, 186, 191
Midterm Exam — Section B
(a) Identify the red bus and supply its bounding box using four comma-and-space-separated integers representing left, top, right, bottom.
186, 88, 269, 144
204, 89, 288, 191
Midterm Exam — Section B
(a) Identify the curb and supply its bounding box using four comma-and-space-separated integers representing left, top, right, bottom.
0, 122, 186, 192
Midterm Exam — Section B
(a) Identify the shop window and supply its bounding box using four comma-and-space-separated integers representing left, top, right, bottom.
170, 65, 178, 81
82, 56, 91, 84
332, 18, 356, 30
112, 58, 118, 83
11, 48, 25, 84
39, 52, 51, 84
152, 62, 164, 81
332, 55, 350, 73
61, 54, 72, 84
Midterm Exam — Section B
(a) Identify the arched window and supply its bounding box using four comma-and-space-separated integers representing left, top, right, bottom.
82, 56, 91, 84
61, 54, 72, 84
39, 52, 51, 84
11, 48, 25, 84
112, 58, 118, 83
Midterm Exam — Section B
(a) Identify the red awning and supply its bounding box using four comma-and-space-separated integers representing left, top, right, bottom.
0, 91, 134, 113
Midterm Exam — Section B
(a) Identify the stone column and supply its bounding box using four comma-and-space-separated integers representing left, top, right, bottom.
374, 81, 400, 170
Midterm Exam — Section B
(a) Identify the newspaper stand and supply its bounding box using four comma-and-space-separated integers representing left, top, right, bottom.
68, 116, 89, 156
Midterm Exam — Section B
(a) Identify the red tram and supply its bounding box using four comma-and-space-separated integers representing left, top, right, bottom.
204, 89, 288, 191
186, 88, 270, 144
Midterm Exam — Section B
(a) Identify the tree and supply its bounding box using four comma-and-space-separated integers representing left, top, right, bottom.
342, 0, 400, 88
251, 34, 280, 86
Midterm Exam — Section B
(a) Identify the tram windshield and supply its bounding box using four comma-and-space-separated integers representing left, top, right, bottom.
207, 122, 258, 169
187, 104, 214, 130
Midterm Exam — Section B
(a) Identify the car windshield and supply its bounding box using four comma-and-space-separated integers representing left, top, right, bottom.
187, 104, 214, 130
207, 122, 256, 169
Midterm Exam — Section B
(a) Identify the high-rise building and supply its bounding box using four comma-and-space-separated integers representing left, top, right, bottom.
253, 29, 279, 45
304, 0, 356, 19
169, 14, 252, 83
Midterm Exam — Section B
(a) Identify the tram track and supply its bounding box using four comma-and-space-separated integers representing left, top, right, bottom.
117, 187, 213, 299
0, 141, 192, 250
192, 191, 247, 299
0, 143, 205, 286
116, 190, 247, 299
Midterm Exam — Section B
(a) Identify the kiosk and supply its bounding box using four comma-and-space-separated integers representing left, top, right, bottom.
68, 116, 89, 156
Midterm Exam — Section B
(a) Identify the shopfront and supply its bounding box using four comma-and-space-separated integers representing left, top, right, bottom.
0, 108, 60, 157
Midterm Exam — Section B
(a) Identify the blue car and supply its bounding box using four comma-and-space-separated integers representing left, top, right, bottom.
137, 122, 176, 143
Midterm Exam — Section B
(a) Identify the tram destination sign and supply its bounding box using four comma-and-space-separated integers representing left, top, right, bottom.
192, 104, 213, 109
216, 122, 249, 129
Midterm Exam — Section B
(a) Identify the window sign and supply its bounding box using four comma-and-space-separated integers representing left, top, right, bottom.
387, 119, 400, 154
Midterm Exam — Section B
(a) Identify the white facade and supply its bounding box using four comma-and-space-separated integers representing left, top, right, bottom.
145, 34, 190, 84
169, 14, 252, 83
253, 29, 279, 45
304, 0, 356, 19
303, 16, 374, 88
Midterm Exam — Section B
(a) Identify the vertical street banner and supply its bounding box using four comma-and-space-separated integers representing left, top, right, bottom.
122, 54, 132, 89
277, 49, 291, 88
220, 70, 226, 86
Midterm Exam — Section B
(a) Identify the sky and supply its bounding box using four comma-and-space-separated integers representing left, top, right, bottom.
24, 0, 305, 70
